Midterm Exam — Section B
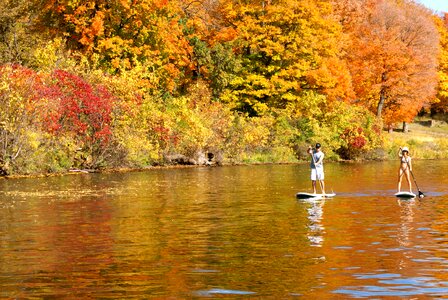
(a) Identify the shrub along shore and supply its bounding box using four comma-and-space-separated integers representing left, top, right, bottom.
1, 118, 447, 179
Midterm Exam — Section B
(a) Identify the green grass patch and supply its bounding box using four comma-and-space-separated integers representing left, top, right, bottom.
385, 118, 448, 160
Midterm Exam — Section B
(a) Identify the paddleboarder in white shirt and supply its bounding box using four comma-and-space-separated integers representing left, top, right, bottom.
308, 143, 326, 195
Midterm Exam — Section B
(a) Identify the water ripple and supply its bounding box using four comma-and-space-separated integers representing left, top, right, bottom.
194, 288, 256, 296
334, 275, 448, 298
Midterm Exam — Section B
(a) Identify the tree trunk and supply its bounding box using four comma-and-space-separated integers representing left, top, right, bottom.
377, 73, 387, 118
377, 91, 385, 118
402, 121, 408, 133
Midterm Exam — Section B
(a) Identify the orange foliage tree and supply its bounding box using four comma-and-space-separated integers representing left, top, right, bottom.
35, 0, 197, 94
432, 13, 448, 114
342, 0, 439, 128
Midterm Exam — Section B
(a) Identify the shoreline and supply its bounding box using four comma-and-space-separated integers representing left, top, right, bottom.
0, 157, 437, 180
2, 118, 447, 180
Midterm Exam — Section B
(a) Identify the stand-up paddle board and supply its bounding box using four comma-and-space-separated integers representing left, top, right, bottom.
296, 192, 336, 200
394, 191, 416, 199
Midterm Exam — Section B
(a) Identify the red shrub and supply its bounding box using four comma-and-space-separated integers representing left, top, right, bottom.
44, 70, 115, 145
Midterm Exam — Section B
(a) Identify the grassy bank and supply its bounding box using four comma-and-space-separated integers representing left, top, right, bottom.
384, 118, 448, 160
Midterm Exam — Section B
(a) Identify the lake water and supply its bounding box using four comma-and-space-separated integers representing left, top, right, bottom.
1, 161, 448, 298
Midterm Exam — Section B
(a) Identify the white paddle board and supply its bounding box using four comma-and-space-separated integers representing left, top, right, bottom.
394, 191, 416, 199
296, 192, 336, 200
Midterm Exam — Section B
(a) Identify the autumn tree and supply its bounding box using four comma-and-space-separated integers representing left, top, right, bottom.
0, 0, 46, 65
0, 65, 43, 174
432, 13, 448, 114
34, 0, 197, 94
343, 0, 439, 128
217, 0, 352, 116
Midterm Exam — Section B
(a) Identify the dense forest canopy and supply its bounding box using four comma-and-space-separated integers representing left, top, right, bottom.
0, 0, 447, 174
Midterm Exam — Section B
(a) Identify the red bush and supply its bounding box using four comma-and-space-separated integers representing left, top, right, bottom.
43, 70, 115, 145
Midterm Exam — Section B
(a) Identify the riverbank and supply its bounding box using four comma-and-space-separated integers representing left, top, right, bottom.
384, 118, 448, 159
1, 118, 447, 179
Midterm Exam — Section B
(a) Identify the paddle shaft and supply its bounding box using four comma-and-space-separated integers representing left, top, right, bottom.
407, 162, 424, 196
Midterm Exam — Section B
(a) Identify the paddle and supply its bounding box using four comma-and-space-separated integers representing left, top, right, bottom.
400, 147, 425, 198
408, 166, 425, 198
309, 146, 325, 194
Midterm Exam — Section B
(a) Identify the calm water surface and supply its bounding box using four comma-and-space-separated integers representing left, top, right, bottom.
1, 161, 448, 298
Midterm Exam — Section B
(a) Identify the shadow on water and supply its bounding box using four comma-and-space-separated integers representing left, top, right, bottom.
0, 160, 448, 298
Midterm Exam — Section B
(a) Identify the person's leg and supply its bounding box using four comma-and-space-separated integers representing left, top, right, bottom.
317, 168, 325, 194
405, 169, 412, 192
320, 180, 326, 194
398, 168, 404, 192
311, 169, 317, 193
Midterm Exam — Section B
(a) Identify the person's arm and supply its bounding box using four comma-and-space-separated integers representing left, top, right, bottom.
316, 153, 324, 165
398, 147, 403, 158
408, 157, 412, 171
307, 146, 313, 157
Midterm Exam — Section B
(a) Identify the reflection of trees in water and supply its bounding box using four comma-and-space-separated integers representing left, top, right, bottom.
306, 200, 325, 247
3, 196, 116, 297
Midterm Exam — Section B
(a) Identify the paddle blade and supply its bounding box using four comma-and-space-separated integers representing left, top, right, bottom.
418, 191, 425, 198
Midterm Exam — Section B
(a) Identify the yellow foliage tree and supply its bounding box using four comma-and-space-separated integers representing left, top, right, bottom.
219, 0, 351, 116
35, 0, 195, 94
